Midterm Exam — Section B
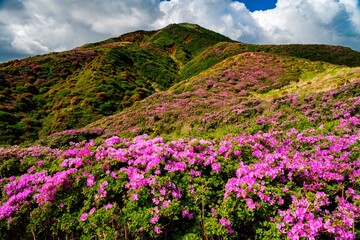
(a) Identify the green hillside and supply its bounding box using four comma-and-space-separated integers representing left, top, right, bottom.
0, 24, 359, 240
1, 23, 360, 146
81, 52, 359, 142
0, 23, 231, 145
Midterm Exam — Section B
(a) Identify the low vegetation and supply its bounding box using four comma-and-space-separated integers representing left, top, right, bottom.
0, 23, 359, 239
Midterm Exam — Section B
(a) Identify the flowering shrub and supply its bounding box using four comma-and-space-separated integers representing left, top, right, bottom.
0, 125, 359, 239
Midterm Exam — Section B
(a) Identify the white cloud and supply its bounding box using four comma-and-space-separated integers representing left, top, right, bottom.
10, 24, 49, 54
153, 0, 265, 43
0, 0, 162, 57
0, 0, 359, 62
153, 0, 360, 51
252, 0, 360, 48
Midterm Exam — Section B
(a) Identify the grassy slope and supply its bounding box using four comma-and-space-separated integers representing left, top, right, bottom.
0, 23, 231, 145
1, 24, 360, 239
81, 50, 360, 143
1, 23, 360, 145
181, 42, 360, 79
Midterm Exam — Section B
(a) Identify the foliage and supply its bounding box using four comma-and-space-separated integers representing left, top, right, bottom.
1, 23, 360, 145
0, 126, 359, 239
1, 23, 360, 239
87, 52, 360, 141
0, 23, 231, 145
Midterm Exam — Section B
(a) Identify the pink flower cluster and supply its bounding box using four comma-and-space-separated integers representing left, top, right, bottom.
224, 130, 360, 239
0, 168, 77, 219
0, 128, 359, 238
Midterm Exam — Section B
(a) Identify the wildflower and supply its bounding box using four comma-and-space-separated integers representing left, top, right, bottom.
80, 213, 88, 221
150, 215, 159, 224
219, 217, 231, 227
131, 193, 138, 201
104, 203, 113, 210
210, 162, 221, 175
182, 209, 189, 218
89, 208, 96, 214
211, 207, 218, 216
246, 198, 256, 210
154, 226, 162, 234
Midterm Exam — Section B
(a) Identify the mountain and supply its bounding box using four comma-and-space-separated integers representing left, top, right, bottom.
0, 24, 359, 239
0, 22, 359, 146
0, 23, 232, 145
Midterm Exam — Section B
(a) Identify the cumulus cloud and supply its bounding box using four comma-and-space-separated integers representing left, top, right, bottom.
0, 0, 359, 62
155, 0, 360, 50
153, 0, 265, 43
252, 0, 360, 49
0, 0, 162, 60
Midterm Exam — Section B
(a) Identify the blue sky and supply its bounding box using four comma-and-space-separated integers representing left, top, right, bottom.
239, 0, 277, 11
160, 0, 278, 11
0, 0, 359, 63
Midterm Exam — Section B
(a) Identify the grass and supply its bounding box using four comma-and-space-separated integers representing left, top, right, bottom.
255, 66, 360, 100
1, 23, 360, 145
83, 50, 360, 144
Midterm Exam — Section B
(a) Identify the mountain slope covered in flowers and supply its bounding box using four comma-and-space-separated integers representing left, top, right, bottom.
1, 23, 360, 145
0, 24, 359, 239
0, 23, 232, 145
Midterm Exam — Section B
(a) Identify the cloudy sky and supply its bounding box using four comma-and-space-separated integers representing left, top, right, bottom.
0, 0, 359, 62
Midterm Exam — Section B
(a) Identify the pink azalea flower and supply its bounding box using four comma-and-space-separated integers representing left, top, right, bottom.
80, 213, 88, 221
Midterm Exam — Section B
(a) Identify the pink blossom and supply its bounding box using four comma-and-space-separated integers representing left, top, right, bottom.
219, 217, 231, 227
211, 163, 221, 173
86, 174, 95, 187
182, 209, 189, 218
161, 200, 171, 209
154, 226, 162, 234
189, 169, 202, 177
89, 208, 96, 214
27, 166, 34, 173
152, 198, 160, 205
150, 215, 159, 224
211, 207, 218, 216
80, 213, 88, 221
104, 203, 113, 210
245, 198, 256, 210
131, 193, 138, 201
